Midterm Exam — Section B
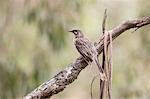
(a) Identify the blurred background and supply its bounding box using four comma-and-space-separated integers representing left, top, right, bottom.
0, 0, 150, 99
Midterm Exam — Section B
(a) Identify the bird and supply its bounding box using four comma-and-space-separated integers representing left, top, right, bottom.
69, 29, 106, 81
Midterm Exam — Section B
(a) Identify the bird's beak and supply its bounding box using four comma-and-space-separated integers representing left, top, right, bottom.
68, 30, 73, 33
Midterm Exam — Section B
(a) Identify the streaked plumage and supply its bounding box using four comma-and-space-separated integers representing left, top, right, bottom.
69, 29, 106, 81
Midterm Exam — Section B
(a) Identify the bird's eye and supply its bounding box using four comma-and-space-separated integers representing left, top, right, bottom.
74, 31, 77, 34
74, 31, 78, 35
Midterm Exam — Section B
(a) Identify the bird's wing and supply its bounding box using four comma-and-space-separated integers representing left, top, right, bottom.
75, 38, 94, 61
75, 38, 106, 80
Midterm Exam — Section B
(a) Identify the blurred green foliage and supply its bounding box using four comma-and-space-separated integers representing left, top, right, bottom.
26, 0, 81, 50
0, 0, 149, 99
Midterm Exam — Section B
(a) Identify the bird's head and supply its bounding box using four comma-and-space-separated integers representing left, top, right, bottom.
69, 29, 84, 38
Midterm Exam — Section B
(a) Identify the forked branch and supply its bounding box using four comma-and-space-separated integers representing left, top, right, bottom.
24, 16, 150, 99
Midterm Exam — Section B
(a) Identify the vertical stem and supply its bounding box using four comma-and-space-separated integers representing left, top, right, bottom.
100, 9, 108, 99
108, 32, 113, 99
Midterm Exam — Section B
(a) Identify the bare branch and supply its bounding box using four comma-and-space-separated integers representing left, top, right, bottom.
108, 32, 113, 99
100, 9, 108, 99
102, 9, 107, 34
90, 75, 98, 99
24, 16, 150, 99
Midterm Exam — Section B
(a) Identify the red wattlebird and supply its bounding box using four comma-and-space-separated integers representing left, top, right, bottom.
69, 29, 106, 81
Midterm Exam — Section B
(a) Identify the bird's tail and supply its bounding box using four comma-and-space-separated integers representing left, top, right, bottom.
93, 57, 107, 81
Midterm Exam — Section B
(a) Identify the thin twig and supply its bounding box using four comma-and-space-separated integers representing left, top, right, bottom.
100, 9, 107, 99
102, 9, 107, 34
90, 75, 98, 99
107, 32, 113, 99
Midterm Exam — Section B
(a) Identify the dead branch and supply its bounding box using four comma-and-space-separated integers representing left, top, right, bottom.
108, 32, 113, 99
100, 9, 108, 99
24, 16, 150, 99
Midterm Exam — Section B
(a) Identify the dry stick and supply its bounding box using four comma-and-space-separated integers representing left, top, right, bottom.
90, 75, 98, 99
107, 32, 113, 99
24, 16, 150, 99
100, 9, 108, 99
106, 32, 110, 99
103, 32, 109, 99
90, 9, 107, 99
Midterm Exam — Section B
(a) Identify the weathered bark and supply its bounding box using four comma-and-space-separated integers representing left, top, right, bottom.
24, 16, 150, 99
